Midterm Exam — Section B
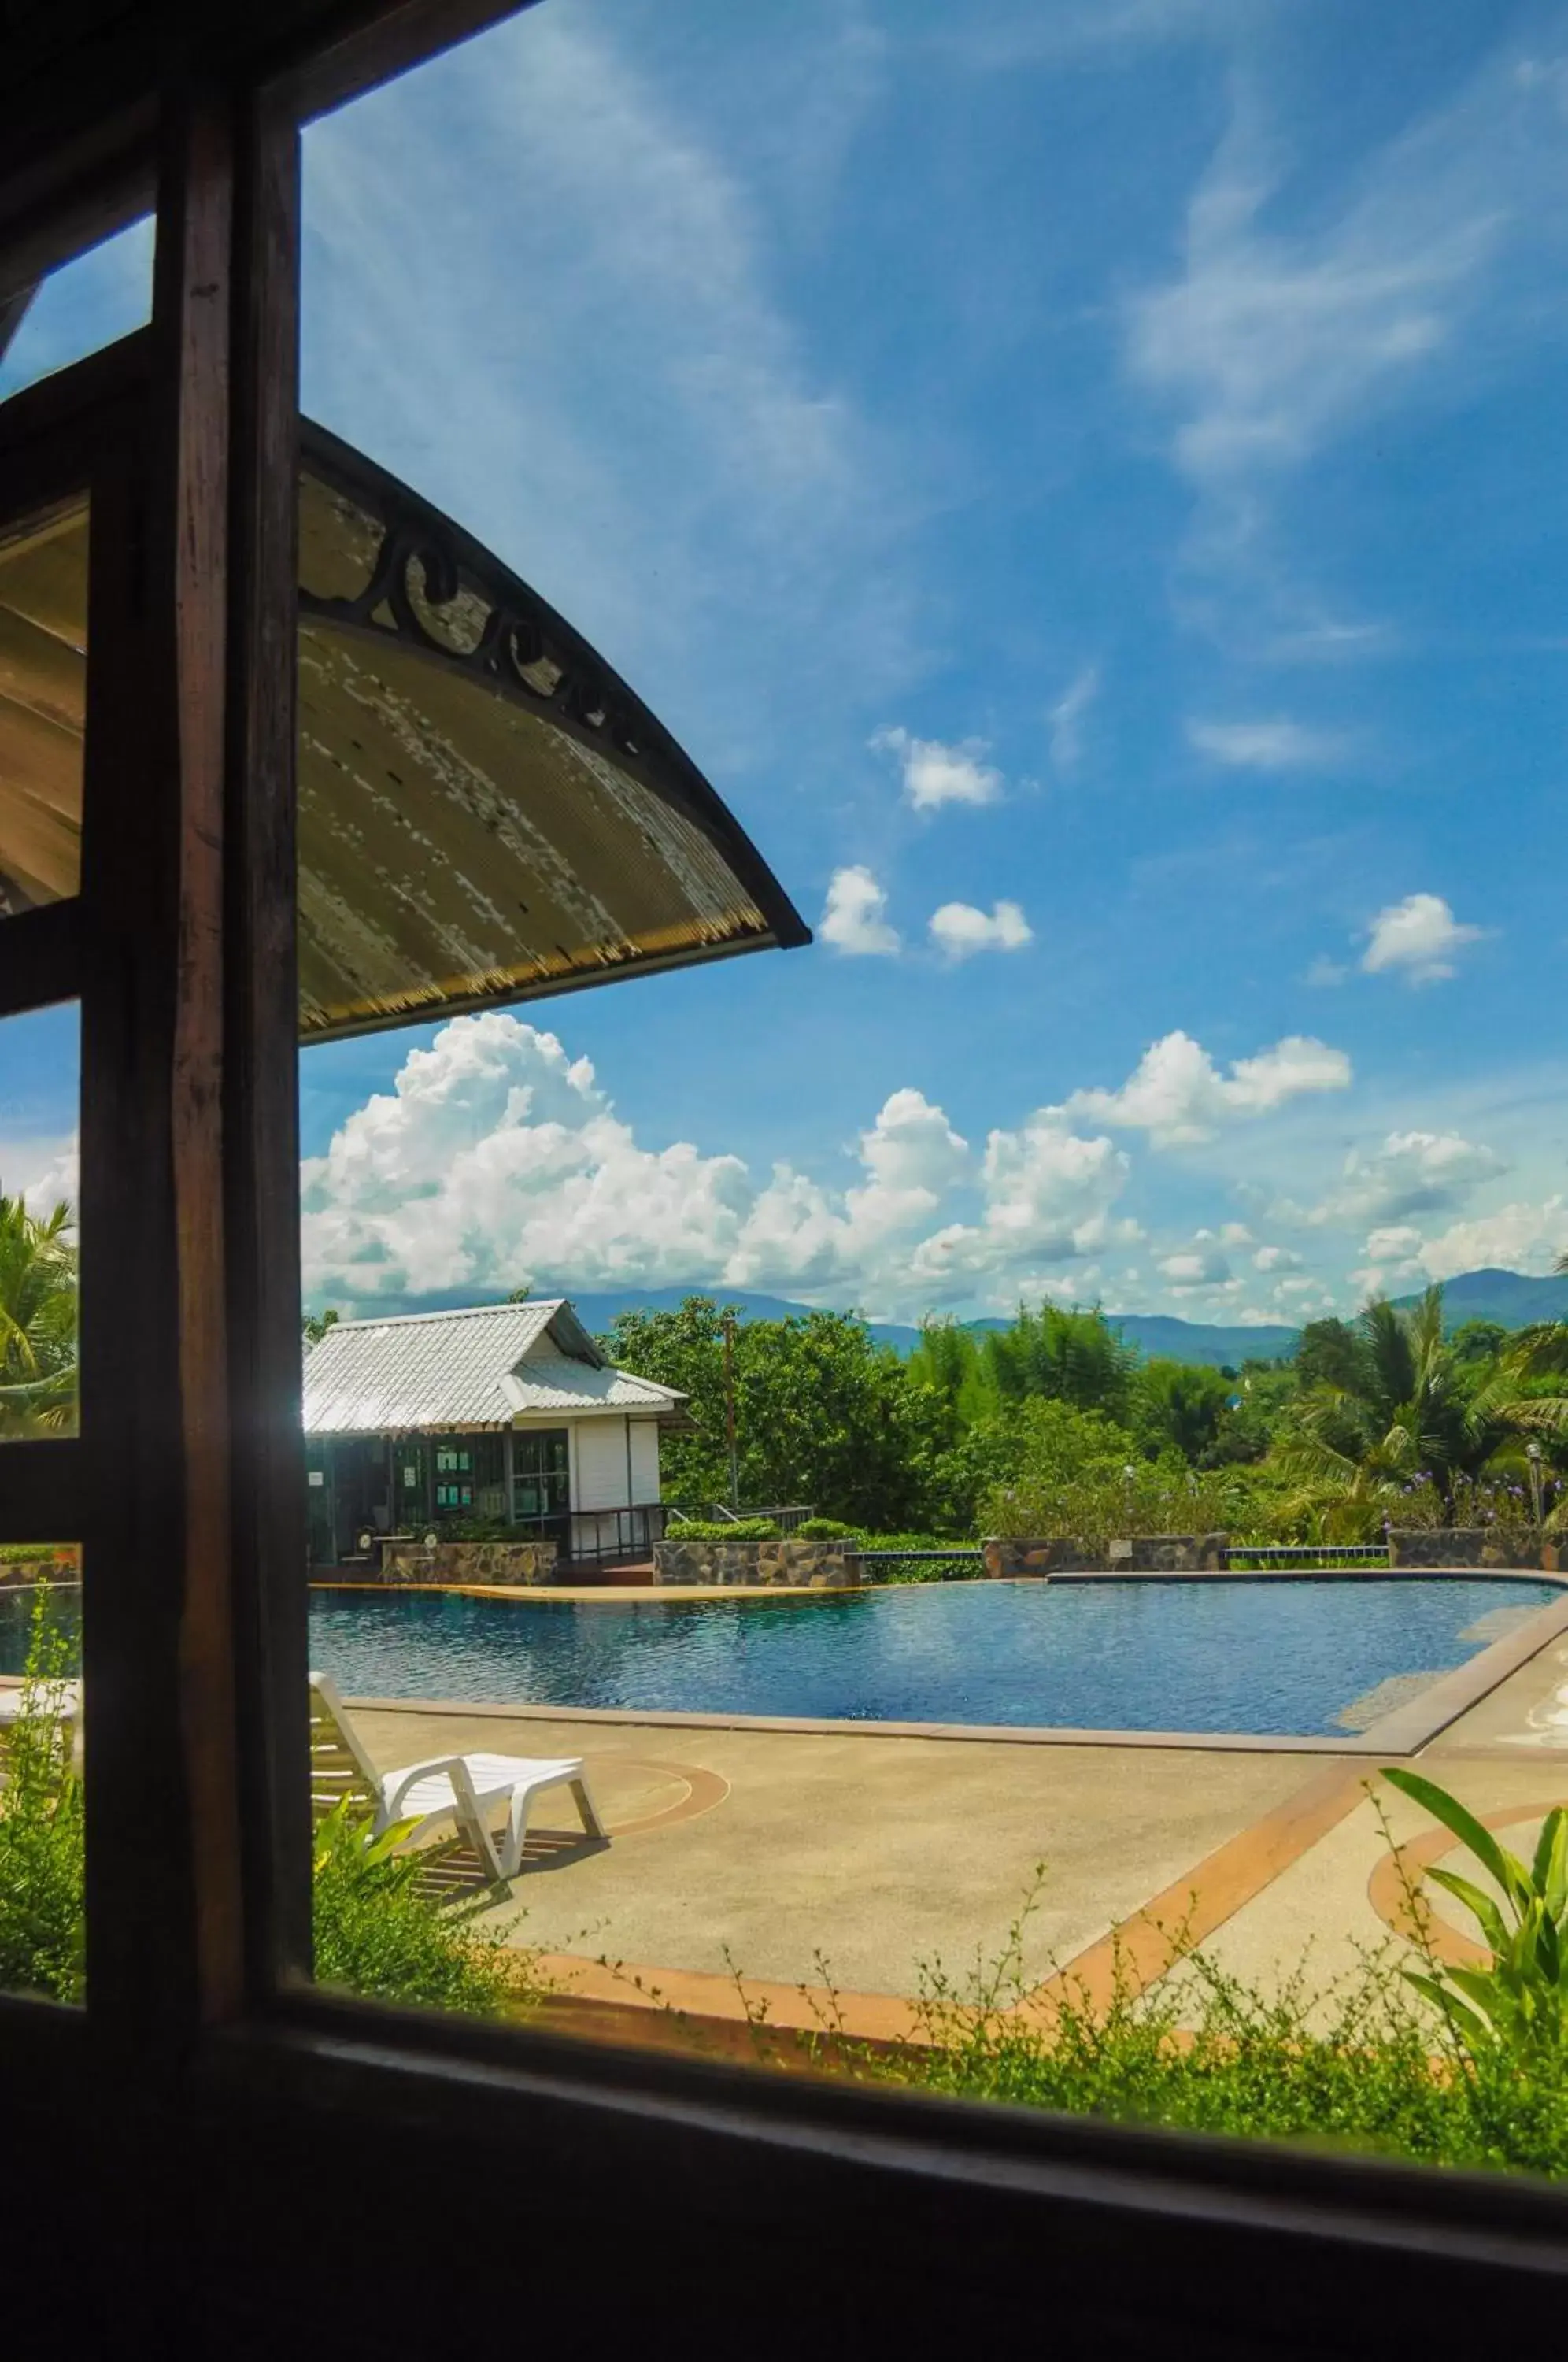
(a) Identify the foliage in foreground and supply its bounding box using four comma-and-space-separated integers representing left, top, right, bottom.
0, 1188, 77, 1438
885, 1908, 1568, 2177
1383, 1767, 1568, 2060
0, 1591, 534, 2019
312, 1805, 534, 2018
0, 1589, 83, 2002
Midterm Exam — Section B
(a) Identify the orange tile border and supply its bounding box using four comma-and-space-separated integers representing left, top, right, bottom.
521, 1753, 1379, 2061
1366, 1797, 1568, 1968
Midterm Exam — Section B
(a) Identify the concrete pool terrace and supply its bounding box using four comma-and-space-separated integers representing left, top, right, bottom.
315, 1568, 1568, 2050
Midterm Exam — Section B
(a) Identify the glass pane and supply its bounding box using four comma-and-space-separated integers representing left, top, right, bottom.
294, 4, 1568, 2183
0, 218, 153, 406
0, 1003, 78, 1438
0, 494, 87, 916
0, 1544, 83, 2004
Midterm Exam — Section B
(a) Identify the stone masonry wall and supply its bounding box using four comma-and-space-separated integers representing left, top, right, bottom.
653, 1538, 860, 1588
379, 1539, 558, 1587
1387, 1528, 1558, 1572
982, 1533, 1230, 1578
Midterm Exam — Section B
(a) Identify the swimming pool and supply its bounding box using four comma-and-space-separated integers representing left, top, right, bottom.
295, 1576, 1559, 1738
2, 1578, 1555, 1738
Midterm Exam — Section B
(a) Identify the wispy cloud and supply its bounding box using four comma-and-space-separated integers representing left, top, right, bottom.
1048, 665, 1100, 772
1187, 716, 1344, 771
871, 726, 1003, 809
299, 9, 914, 784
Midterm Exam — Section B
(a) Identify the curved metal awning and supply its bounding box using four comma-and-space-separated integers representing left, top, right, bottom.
0, 426, 809, 1040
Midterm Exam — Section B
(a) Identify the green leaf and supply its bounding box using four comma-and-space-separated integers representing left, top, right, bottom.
1381, 1768, 1530, 1911
1424, 1866, 1511, 1957
1533, 1808, 1568, 1921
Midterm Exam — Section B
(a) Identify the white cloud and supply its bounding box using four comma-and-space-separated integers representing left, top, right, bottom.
1187, 716, 1344, 771
1048, 665, 1100, 771
820, 865, 900, 956
1332, 1131, 1506, 1226
303, 1015, 1147, 1319
1306, 955, 1348, 987
0, 1134, 80, 1218
1380, 1198, 1568, 1286
907, 1117, 1135, 1302
1158, 1245, 1233, 1288
1059, 1028, 1352, 1146
871, 725, 1003, 809
1252, 1244, 1301, 1272
1361, 892, 1485, 984
928, 900, 1033, 961
1219, 1221, 1254, 1246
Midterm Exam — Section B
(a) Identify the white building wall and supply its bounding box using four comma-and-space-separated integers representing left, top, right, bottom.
629, 1420, 660, 1504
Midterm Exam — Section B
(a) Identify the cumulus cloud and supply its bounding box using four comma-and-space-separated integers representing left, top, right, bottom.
820, 864, 900, 956
1365, 1198, 1568, 1288
1253, 1243, 1302, 1272
1158, 1243, 1233, 1289
1187, 716, 1344, 770
870, 725, 1003, 809
1048, 665, 1100, 771
301, 1014, 1151, 1318
1361, 892, 1485, 983
2, 1135, 80, 1219
1325, 1130, 1506, 1227
928, 899, 1033, 960
1058, 1028, 1352, 1146
908, 1113, 1135, 1301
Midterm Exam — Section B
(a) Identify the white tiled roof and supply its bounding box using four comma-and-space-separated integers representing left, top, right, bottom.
302, 1300, 682, 1434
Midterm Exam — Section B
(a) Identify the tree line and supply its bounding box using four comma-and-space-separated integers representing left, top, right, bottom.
602, 1290, 1568, 1543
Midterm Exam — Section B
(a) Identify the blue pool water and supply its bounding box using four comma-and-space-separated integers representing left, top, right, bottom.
2, 1578, 1555, 1735
289, 1577, 1559, 1738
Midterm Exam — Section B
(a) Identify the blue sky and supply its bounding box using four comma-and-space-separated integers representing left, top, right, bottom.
4, 0, 1568, 1327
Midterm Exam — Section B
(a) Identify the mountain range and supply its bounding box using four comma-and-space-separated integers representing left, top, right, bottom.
548, 1267, 1568, 1370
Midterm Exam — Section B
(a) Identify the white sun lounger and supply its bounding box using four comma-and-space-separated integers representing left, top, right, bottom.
309, 1673, 605, 1883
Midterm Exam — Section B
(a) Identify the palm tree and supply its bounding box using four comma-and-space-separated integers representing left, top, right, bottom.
0, 1190, 77, 1436
1278, 1286, 1568, 1529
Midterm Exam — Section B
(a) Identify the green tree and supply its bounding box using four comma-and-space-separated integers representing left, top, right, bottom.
1130, 1357, 1232, 1463
0, 1189, 76, 1437
1278, 1287, 1568, 1521
302, 1305, 341, 1347
602, 1296, 949, 1531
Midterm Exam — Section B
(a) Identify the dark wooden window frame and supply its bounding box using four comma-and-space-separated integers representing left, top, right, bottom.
3, 9, 1568, 2348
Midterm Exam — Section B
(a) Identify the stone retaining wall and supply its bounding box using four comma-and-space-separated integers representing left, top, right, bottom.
982, 1533, 1230, 1578
0, 1553, 80, 1588
653, 1538, 860, 1588
378, 1539, 558, 1587
1387, 1528, 1558, 1572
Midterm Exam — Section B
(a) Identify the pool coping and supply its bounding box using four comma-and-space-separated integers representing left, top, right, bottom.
335, 1579, 1568, 1758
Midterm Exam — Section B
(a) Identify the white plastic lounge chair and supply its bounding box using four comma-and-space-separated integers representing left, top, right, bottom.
309, 1673, 605, 1883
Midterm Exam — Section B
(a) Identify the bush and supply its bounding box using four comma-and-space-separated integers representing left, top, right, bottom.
796, 1517, 866, 1542
0, 1589, 540, 2022
667, 1516, 782, 1542
435, 1517, 515, 1542
312, 1805, 535, 2018
0, 1585, 83, 2003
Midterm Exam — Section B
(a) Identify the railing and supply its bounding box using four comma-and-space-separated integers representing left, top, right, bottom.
852, 1547, 983, 1582
560, 1505, 667, 1569
664, 1502, 816, 1535
1223, 1542, 1391, 1570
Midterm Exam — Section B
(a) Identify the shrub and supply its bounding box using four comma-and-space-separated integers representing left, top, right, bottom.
0, 1585, 83, 2003
796, 1517, 866, 1542
435, 1517, 515, 1543
312, 1805, 535, 2018
667, 1516, 782, 1542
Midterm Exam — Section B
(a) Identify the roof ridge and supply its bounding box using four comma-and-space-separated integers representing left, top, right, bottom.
314, 1298, 566, 1333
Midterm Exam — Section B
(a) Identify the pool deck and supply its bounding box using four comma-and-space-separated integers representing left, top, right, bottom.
340, 1571, 1568, 2051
